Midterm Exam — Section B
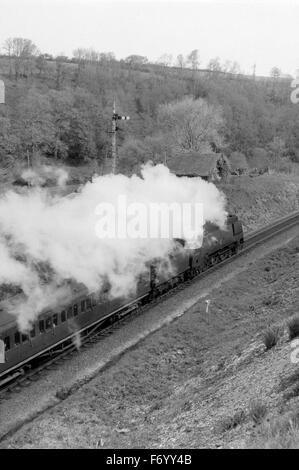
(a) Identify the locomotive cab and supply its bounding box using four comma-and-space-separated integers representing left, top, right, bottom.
227, 214, 244, 248
228, 214, 243, 235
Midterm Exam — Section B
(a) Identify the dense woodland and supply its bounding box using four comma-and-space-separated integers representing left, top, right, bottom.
0, 38, 299, 177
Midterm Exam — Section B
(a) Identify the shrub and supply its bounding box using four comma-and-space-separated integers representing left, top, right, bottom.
287, 316, 299, 340
217, 410, 246, 433
262, 326, 281, 350
55, 387, 71, 400
248, 400, 267, 424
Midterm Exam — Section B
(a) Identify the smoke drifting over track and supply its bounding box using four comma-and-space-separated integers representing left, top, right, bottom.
0, 164, 227, 330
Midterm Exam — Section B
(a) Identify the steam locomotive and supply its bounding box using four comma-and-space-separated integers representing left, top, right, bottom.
0, 214, 243, 385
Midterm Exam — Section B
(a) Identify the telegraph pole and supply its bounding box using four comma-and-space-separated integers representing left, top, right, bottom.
111, 100, 130, 174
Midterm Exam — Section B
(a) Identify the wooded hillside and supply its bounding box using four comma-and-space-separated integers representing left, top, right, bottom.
0, 40, 298, 176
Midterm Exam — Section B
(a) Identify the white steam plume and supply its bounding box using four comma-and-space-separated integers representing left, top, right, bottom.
21, 165, 68, 188
0, 164, 227, 330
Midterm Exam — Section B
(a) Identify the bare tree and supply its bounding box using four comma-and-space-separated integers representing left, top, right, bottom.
73, 48, 100, 64
223, 60, 241, 74
3, 37, 38, 79
158, 97, 224, 154
73, 48, 86, 63
156, 53, 173, 67
270, 66, 281, 80
98, 52, 116, 66
176, 54, 186, 69
125, 55, 148, 67
3, 38, 13, 55
3, 38, 14, 77
207, 57, 222, 72
187, 49, 200, 70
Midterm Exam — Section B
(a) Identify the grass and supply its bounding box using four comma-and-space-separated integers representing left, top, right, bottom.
247, 409, 299, 448
287, 316, 299, 340
262, 326, 281, 350
248, 399, 267, 424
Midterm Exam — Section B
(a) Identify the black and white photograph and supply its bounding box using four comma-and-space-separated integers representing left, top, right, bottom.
0, 0, 299, 452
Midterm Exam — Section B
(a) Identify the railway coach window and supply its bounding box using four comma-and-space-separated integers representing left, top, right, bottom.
45, 317, 52, 329
61, 310, 66, 322
73, 304, 78, 316
14, 332, 20, 345
67, 307, 73, 319
30, 326, 36, 338
86, 298, 92, 310
39, 320, 45, 333
4, 336, 10, 350
53, 314, 58, 326
81, 300, 86, 312
22, 334, 29, 343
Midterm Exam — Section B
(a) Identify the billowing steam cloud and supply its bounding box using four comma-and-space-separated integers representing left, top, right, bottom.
21, 165, 68, 188
0, 164, 227, 330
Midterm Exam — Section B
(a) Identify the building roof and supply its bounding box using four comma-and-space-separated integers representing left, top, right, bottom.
167, 152, 221, 177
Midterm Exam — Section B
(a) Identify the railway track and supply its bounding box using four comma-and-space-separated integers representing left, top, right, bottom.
245, 211, 299, 249
0, 210, 299, 399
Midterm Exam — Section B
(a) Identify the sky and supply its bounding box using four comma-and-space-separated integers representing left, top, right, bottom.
0, 0, 299, 76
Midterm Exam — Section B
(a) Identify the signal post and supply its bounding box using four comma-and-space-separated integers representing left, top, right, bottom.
111, 100, 130, 174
